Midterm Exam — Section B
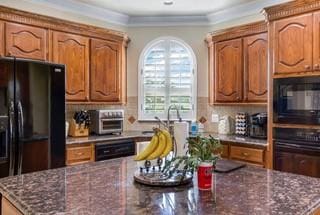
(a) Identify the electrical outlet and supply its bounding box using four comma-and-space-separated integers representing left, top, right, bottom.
211, 114, 219, 123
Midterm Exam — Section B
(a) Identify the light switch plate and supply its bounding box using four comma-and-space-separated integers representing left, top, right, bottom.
211, 114, 219, 123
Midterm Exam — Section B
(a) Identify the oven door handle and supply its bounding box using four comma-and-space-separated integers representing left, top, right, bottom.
100, 118, 124, 122
276, 142, 320, 151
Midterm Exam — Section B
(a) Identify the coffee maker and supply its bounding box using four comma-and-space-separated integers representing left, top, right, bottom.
249, 113, 267, 139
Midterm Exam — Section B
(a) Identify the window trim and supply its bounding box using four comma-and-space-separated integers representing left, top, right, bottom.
138, 36, 197, 121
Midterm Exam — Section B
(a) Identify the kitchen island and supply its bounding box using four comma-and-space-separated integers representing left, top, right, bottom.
0, 157, 320, 215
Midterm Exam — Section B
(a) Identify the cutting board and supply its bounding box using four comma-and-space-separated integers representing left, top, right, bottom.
214, 159, 246, 173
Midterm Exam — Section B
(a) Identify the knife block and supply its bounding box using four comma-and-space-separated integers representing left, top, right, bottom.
68, 119, 89, 137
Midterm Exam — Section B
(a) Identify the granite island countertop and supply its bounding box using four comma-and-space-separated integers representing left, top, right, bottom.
0, 157, 319, 215
67, 131, 267, 148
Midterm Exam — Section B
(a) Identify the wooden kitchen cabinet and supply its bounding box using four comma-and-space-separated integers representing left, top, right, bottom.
66, 143, 94, 166
275, 151, 320, 178
5, 22, 48, 60
52, 31, 89, 101
2, 197, 23, 215
215, 38, 243, 102
273, 13, 313, 74
90, 38, 120, 102
313, 11, 320, 71
207, 21, 267, 104
244, 33, 268, 102
230, 145, 264, 166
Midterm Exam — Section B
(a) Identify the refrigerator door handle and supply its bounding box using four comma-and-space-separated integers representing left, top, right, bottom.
8, 101, 15, 176
17, 101, 24, 175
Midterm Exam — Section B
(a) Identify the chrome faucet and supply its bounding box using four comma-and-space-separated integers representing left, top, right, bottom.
167, 104, 182, 128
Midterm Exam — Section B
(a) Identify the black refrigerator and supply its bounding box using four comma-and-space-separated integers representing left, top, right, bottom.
0, 57, 66, 178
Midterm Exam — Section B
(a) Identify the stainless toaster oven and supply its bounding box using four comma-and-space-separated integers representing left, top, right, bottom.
89, 110, 124, 135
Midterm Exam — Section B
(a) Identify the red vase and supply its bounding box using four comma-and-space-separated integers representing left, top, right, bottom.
197, 162, 213, 190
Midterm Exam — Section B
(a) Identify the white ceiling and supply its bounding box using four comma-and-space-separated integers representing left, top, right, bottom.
75, 0, 257, 16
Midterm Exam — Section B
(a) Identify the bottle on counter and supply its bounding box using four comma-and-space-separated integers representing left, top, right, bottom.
198, 122, 204, 133
191, 121, 199, 135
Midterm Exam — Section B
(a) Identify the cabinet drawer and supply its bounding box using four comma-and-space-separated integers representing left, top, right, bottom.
230, 146, 264, 164
221, 145, 229, 158
66, 145, 93, 165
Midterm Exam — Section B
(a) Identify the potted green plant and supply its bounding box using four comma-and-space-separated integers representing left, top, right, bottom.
162, 135, 222, 189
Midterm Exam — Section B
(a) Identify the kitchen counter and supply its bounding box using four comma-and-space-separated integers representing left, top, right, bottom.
67, 131, 267, 148
0, 157, 319, 215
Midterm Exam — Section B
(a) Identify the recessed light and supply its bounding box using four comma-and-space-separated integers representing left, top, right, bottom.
163, 0, 173, 6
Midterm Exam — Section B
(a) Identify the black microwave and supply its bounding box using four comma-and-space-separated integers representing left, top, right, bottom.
273, 76, 320, 125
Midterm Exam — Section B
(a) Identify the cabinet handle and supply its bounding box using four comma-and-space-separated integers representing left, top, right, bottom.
7, 51, 12, 56
85, 96, 89, 101
305, 65, 311, 70
314, 64, 320, 70
242, 152, 249, 157
77, 152, 84, 156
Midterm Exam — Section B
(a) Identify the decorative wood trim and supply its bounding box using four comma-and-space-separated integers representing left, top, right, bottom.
273, 71, 320, 78
0, 21, 4, 57
266, 21, 275, 170
273, 123, 320, 129
263, 0, 320, 21
207, 21, 267, 42
0, 6, 129, 43
210, 102, 267, 106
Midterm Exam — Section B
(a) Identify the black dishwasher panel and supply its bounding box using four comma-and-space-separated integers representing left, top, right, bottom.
95, 139, 135, 161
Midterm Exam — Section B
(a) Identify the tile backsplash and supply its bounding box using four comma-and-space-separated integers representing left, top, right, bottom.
67, 96, 267, 133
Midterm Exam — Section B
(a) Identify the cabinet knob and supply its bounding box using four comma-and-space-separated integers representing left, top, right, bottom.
314, 64, 320, 70
236, 96, 240, 100
7, 51, 12, 56
305, 65, 311, 70
85, 96, 89, 101
242, 152, 249, 157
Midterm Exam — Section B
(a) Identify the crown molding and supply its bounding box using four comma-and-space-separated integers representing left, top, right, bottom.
128, 15, 208, 27
25, 0, 130, 26
10, 0, 292, 27
207, 0, 291, 25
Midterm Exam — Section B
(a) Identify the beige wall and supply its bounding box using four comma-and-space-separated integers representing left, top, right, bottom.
127, 25, 210, 97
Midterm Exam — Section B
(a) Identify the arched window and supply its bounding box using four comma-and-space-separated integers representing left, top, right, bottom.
138, 37, 197, 120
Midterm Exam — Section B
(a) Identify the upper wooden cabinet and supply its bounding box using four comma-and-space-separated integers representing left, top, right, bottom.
52, 32, 89, 101
0, 6, 129, 104
215, 39, 243, 102
207, 21, 268, 104
244, 33, 268, 102
314, 11, 320, 71
5, 22, 48, 60
273, 14, 313, 74
90, 39, 120, 102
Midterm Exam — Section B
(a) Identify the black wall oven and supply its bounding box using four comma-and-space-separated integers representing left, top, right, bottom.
273, 76, 320, 125
274, 128, 320, 178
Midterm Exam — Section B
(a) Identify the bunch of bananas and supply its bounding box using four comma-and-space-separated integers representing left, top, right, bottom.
134, 129, 173, 161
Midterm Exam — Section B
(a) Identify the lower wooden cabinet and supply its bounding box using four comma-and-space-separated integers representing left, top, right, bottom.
66, 143, 95, 166
2, 197, 23, 215
230, 146, 264, 164
221, 142, 265, 167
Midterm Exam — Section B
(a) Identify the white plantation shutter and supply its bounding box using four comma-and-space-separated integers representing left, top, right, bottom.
139, 37, 197, 120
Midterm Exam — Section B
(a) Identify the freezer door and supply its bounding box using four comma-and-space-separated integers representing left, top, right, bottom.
15, 60, 65, 174
0, 58, 15, 178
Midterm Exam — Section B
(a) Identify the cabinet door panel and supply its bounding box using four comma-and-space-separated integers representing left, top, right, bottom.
274, 14, 313, 74
294, 154, 320, 178
5, 22, 47, 60
314, 12, 320, 71
52, 32, 89, 101
244, 33, 268, 102
274, 151, 295, 173
215, 39, 243, 102
90, 39, 120, 102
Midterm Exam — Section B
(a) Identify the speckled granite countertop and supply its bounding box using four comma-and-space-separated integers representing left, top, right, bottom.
67, 131, 267, 148
0, 157, 319, 215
